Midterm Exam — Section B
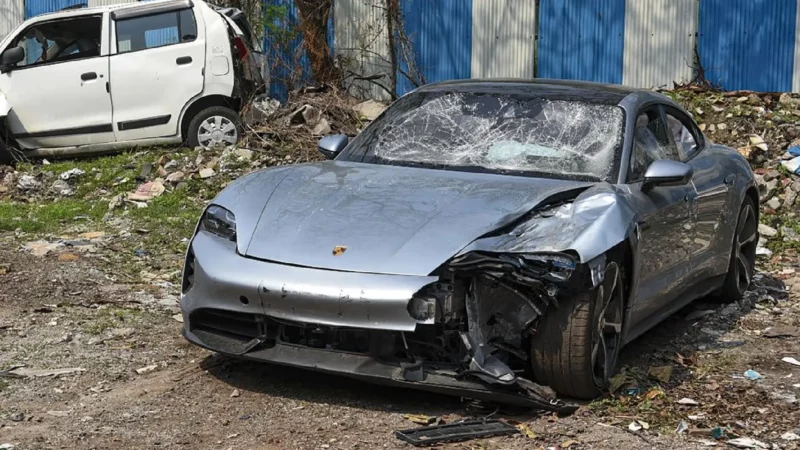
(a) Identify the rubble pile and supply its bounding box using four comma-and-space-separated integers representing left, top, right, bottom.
668, 89, 800, 263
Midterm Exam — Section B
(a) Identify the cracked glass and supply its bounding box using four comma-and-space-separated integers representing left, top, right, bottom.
339, 91, 625, 182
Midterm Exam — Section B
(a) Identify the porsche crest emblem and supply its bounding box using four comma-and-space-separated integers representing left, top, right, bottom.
332, 245, 347, 256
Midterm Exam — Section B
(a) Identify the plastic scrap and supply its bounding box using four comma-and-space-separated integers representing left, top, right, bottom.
677, 397, 700, 406
789, 145, 800, 157
744, 369, 764, 381
675, 420, 689, 434
782, 157, 800, 175
782, 357, 800, 367
727, 437, 769, 449
0, 367, 86, 378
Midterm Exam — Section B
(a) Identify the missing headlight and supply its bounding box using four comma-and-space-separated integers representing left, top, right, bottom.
200, 205, 237, 241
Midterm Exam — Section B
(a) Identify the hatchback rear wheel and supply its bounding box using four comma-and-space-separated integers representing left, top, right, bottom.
186, 106, 240, 150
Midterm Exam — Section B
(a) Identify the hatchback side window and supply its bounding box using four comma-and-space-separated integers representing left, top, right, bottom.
12, 15, 102, 68
116, 9, 197, 54
629, 108, 679, 182
665, 113, 699, 161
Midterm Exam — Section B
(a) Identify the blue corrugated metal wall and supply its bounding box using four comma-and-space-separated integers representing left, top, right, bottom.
264, 0, 334, 102
25, 0, 86, 18
397, 0, 472, 96
538, 0, 626, 84
698, 0, 797, 92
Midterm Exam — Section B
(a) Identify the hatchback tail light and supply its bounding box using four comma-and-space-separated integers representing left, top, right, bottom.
233, 36, 249, 61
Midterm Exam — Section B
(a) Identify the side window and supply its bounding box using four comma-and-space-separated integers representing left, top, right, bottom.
629, 108, 680, 182
115, 9, 197, 54
665, 113, 699, 161
12, 15, 102, 68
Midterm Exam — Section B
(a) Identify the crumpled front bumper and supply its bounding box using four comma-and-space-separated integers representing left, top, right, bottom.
181, 231, 438, 331
181, 232, 577, 413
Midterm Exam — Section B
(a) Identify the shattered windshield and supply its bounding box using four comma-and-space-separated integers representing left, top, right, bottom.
339, 91, 625, 182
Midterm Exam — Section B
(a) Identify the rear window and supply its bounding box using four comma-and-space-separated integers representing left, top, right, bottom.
115, 9, 197, 53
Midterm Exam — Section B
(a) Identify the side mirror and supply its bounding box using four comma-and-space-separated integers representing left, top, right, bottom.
318, 134, 348, 159
0, 46, 24, 73
642, 159, 693, 191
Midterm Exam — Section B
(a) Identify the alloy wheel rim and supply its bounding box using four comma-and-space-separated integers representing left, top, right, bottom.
198, 116, 238, 149
591, 261, 624, 390
734, 203, 758, 294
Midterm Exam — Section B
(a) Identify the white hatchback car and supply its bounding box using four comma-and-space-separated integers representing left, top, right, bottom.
0, 0, 265, 164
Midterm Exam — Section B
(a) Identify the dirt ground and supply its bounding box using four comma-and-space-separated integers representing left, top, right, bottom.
1, 234, 798, 450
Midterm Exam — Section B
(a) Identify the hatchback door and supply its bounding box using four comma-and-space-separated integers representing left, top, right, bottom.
0, 14, 114, 149
108, 1, 205, 142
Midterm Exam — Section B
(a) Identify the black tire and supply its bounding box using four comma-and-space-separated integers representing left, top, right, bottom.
0, 137, 15, 166
185, 106, 240, 149
716, 197, 758, 302
531, 260, 624, 400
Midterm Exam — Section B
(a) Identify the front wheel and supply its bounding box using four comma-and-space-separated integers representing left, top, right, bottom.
186, 106, 240, 150
530, 260, 624, 399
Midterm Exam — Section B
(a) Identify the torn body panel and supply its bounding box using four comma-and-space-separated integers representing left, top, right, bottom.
458, 183, 640, 264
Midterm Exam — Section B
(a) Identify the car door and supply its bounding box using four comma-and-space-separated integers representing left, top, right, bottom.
626, 105, 696, 325
109, 3, 205, 142
664, 107, 731, 282
0, 13, 114, 149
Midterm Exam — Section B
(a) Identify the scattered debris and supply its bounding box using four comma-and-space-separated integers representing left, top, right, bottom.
403, 414, 438, 426
394, 420, 518, 447
199, 168, 215, 179
727, 437, 769, 449
172, 313, 184, 323
648, 365, 673, 383
677, 398, 700, 406
763, 326, 800, 338
0, 367, 86, 378
782, 432, 800, 441
628, 420, 649, 431
782, 357, 800, 367
17, 174, 39, 190
352, 99, 386, 121
57, 253, 80, 262
676, 420, 689, 434
127, 181, 165, 201
743, 369, 764, 381
230, 389, 240, 398
59, 168, 85, 180
135, 364, 158, 375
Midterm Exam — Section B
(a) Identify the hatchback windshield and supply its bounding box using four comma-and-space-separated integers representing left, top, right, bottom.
338, 91, 625, 182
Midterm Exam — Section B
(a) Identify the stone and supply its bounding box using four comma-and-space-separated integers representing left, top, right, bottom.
199, 168, 215, 179
127, 181, 165, 202
764, 169, 782, 181
352, 100, 387, 121
758, 223, 778, 238
51, 179, 74, 196
767, 197, 782, 210
779, 92, 800, 107
234, 148, 254, 160
311, 118, 332, 136
782, 226, 799, 242
165, 171, 185, 183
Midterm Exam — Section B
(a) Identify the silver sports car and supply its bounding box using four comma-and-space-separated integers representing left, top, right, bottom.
181, 80, 758, 410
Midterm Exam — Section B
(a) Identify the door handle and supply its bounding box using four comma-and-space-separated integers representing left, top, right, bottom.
81, 72, 98, 81
176, 56, 192, 65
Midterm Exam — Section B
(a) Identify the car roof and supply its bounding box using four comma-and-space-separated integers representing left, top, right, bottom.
26, 0, 183, 20
415, 78, 655, 106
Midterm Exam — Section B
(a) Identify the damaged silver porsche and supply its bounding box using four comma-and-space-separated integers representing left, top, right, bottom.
181, 79, 759, 409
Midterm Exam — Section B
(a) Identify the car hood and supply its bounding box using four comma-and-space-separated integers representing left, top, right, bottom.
237, 161, 590, 276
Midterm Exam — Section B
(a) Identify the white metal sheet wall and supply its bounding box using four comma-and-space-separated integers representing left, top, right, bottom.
622, 0, 698, 89
471, 0, 535, 79
334, 0, 392, 101
0, 0, 25, 44
88, 0, 134, 6
794, 0, 800, 92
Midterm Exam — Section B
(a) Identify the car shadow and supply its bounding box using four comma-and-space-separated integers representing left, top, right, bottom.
201, 272, 787, 418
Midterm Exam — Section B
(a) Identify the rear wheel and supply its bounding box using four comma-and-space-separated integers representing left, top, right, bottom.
530, 260, 624, 399
716, 197, 758, 301
186, 106, 240, 150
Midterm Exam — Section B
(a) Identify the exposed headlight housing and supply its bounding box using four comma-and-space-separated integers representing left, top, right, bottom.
200, 205, 237, 241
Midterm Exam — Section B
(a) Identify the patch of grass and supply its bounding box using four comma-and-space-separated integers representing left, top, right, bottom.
81, 306, 149, 335
0, 198, 104, 233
